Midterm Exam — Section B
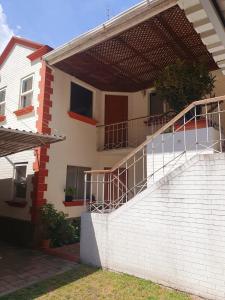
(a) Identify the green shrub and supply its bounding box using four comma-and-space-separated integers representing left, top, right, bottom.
40, 204, 80, 247
155, 59, 215, 113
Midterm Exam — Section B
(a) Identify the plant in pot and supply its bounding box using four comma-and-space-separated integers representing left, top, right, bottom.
40, 203, 58, 249
64, 187, 76, 202
155, 59, 215, 124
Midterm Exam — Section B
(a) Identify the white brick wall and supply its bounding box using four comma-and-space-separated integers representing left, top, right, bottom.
0, 44, 41, 220
81, 153, 225, 300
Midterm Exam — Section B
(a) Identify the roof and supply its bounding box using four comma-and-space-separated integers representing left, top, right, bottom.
0, 37, 52, 67
0, 126, 65, 158
45, 2, 217, 92
44, 0, 177, 64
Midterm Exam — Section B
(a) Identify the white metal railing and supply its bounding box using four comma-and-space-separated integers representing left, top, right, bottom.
85, 96, 225, 213
97, 111, 176, 151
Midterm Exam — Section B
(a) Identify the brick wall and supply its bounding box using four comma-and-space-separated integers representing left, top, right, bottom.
81, 153, 225, 300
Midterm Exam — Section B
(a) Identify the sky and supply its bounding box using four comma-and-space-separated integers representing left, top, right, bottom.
0, 0, 141, 53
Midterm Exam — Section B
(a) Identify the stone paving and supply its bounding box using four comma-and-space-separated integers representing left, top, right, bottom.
0, 242, 77, 297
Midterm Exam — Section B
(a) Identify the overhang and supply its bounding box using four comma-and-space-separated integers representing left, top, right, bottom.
45, 2, 218, 92
0, 127, 65, 158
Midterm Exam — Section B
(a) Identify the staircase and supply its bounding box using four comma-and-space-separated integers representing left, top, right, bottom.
85, 96, 225, 213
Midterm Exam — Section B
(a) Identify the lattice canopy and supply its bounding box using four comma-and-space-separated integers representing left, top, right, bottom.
55, 5, 218, 92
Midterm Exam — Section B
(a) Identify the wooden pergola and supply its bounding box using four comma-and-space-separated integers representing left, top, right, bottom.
54, 5, 218, 92
0, 127, 65, 157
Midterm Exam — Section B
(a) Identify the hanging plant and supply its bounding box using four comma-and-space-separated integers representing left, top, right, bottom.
155, 59, 216, 114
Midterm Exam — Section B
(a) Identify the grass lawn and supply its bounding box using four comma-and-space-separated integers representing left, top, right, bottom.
1, 265, 193, 300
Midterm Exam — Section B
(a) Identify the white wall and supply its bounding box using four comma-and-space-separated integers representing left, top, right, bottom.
46, 68, 102, 217
0, 44, 41, 220
46, 69, 225, 218
81, 153, 225, 300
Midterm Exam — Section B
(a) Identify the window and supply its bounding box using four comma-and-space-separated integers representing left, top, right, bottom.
66, 165, 91, 200
0, 88, 6, 115
70, 82, 93, 118
14, 164, 27, 199
20, 75, 33, 108
149, 92, 164, 116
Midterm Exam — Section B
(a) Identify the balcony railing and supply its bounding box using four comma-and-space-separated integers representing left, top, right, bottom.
97, 111, 176, 151
85, 96, 225, 213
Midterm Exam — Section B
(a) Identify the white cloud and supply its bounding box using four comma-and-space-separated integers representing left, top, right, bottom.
0, 4, 14, 54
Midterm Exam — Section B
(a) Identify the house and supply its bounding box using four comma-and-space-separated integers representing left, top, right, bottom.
1, 0, 225, 297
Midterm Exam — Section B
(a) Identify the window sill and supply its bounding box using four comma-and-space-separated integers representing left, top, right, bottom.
68, 111, 97, 126
0, 115, 6, 122
5, 200, 27, 208
14, 105, 34, 117
63, 200, 86, 207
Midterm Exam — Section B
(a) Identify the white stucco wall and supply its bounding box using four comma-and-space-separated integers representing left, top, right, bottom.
46, 68, 102, 217
0, 44, 41, 220
81, 153, 225, 300
46, 69, 225, 218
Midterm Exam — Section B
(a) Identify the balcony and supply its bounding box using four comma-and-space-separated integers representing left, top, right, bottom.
97, 111, 176, 151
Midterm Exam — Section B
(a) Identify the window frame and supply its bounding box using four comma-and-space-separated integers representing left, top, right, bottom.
70, 82, 93, 119
13, 163, 27, 201
148, 91, 165, 116
65, 165, 91, 201
19, 74, 34, 109
0, 87, 6, 116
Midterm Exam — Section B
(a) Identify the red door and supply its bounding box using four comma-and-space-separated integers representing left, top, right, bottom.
105, 95, 128, 149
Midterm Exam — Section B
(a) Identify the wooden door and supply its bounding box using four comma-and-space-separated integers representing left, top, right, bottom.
105, 95, 128, 149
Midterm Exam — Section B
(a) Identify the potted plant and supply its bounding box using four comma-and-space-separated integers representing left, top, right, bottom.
155, 59, 215, 125
40, 204, 78, 248
64, 187, 76, 202
40, 203, 58, 249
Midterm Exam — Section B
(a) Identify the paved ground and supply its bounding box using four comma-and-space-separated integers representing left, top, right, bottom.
0, 242, 77, 297
45, 243, 80, 262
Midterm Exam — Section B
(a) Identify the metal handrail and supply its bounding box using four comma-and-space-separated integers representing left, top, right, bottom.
97, 110, 176, 127
86, 95, 225, 213
88, 95, 225, 174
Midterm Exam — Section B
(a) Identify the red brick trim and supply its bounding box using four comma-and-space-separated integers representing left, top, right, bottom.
0, 115, 6, 122
63, 200, 86, 207
31, 62, 53, 223
175, 119, 207, 131
27, 45, 53, 62
68, 111, 97, 126
5, 201, 27, 208
14, 105, 34, 117
0, 37, 43, 66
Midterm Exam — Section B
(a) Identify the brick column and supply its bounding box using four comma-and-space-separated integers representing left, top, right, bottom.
31, 62, 53, 244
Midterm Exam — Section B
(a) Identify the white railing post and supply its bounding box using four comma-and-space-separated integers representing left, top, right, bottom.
218, 102, 222, 152
84, 173, 87, 210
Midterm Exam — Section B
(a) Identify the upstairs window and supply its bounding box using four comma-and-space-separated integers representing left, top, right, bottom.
70, 82, 93, 118
0, 88, 6, 115
149, 92, 164, 116
20, 75, 33, 108
66, 165, 91, 200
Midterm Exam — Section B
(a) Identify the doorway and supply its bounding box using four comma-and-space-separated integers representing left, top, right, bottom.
104, 95, 128, 149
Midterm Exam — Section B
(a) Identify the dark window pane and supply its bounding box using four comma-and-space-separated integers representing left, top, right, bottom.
66, 165, 91, 200
149, 93, 164, 116
70, 82, 93, 118
15, 165, 27, 199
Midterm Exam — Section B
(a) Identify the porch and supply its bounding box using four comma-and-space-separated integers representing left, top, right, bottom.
45, 2, 219, 153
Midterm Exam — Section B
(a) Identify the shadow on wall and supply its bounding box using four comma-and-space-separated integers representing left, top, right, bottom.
0, 178, 14, 202
0, 176, 34, 247
80, 212, 102, 267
